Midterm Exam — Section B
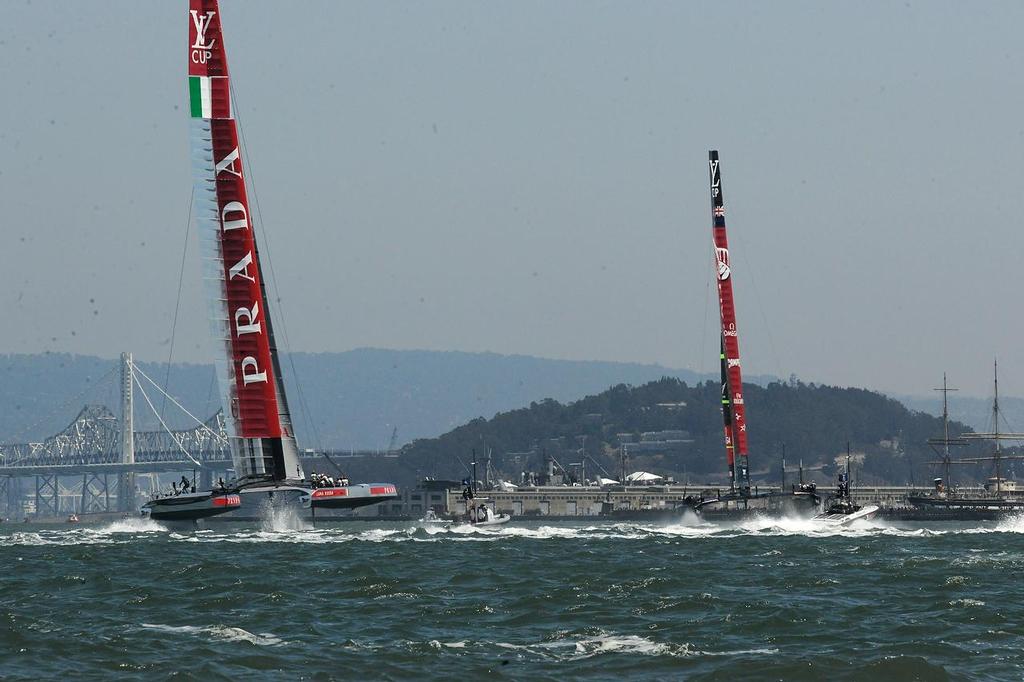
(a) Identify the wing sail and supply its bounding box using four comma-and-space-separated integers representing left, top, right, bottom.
188, 0, 304, 483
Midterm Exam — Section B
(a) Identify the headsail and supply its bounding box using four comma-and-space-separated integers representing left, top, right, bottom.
708, 151, 750, 492
188, 0, 304, 483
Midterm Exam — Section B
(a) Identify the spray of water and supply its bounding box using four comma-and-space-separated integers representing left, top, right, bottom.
97, 517, 167, 534
257, 497, 311, 532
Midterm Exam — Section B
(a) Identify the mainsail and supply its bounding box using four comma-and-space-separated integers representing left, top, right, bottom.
187, 0, 304, 483
708, 151, 750, 492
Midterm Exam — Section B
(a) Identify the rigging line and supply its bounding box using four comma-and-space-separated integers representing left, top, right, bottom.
132, 374, 203, 467
699, 244, 713, 382
203, 367, 217, 421
229, 83, 322, 451
737, 236, 783, 383
133, 363, 227, 443
158, 189, 194, 422
5, 364, 120, 445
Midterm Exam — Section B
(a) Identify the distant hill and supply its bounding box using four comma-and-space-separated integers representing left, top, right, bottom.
392, 378, 989, 489
3, 350, 1009, 488
0, 349, 729, 447
895, 393, 1024, 436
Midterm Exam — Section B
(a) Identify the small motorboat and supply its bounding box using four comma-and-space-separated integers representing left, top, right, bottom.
66, 514, 80, 523
465, 500, 511, 527
813, 450, 879, 526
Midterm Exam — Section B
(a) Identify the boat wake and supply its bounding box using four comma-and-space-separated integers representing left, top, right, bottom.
8, 512, 1024, 546
139, 623, 286, 647
98, 517, 168, 534
342, 629, 778, 662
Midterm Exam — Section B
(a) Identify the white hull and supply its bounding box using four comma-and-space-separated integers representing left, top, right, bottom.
237, 481, 399, 511
467, 513, 511, 527
814, 504, 879, 526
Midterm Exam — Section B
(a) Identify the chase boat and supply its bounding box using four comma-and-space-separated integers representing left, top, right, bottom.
813, 454, 878, 526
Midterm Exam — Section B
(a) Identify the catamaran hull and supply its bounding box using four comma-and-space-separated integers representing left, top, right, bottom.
141, 492, 242, 521
232, 482, 399, 512
308, 484, 399, 510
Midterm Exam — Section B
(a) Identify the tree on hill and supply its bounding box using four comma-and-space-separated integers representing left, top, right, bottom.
396, 377, 984, 488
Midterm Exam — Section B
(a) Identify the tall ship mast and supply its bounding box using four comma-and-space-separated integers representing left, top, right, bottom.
908, 363, 1024, 519
708, 151, 750, 494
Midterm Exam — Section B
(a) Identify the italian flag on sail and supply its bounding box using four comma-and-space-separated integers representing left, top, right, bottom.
189, 75, 232, 119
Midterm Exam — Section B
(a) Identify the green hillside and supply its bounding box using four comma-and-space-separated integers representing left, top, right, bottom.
394, 377, 991, 488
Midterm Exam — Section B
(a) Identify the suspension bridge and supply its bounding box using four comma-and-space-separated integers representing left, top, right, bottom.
0, 353, 232, 518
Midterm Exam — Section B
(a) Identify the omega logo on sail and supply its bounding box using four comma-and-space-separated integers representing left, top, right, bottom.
216, 146, 267, 386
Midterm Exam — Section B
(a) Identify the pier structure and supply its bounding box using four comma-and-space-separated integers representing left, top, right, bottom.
441, 484, 997, 519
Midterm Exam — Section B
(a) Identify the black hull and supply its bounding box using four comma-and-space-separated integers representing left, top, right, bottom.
141, 492, 241, 521
601, 492, 818, 522
889, 496, 1024, 521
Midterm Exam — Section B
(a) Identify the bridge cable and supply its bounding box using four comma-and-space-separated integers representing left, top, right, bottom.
133, 364, 226, 443
132, 374, 203, 467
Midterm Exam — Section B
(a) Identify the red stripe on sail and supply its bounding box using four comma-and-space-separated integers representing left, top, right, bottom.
210, 120, 282, 438
709, 152, 749, 460
190, 0, 282, 440
210, 76, 231, 119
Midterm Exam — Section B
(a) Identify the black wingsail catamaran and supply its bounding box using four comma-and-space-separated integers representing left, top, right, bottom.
143, 0, 398, 521
691, 152, 813, 515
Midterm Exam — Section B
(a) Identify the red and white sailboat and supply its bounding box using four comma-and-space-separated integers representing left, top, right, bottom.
144, 0, 398, 521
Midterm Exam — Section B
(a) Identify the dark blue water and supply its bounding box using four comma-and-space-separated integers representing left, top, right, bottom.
2, 514, 1022, 680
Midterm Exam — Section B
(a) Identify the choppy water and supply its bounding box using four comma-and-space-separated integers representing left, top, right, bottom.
3, 514, 1024, 680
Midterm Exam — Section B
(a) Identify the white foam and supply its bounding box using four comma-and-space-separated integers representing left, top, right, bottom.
140, 623, 285, 646
96, 517, 167, 534
493, 631, 779, 661
258, 502, 311, 533
993, 514, 1024, 533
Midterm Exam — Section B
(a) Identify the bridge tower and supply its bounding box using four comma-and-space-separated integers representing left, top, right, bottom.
117, 352, 136, 512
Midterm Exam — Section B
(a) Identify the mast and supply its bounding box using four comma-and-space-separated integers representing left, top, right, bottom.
708, 151, 750, 493
187, 0, 304, 484
932, 373, 958, 491
950, 363, 1024, 486
994, 360, 1001, 494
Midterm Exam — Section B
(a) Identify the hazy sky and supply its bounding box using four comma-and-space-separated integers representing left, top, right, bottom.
1, 1, 1023, 397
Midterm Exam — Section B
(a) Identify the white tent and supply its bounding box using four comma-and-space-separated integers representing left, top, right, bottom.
597, 477, 620, 486
626, 471, 663, 483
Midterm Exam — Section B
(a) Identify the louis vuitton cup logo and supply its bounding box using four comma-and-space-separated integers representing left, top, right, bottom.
190, 10, 217, 64
709, 158, 721, 201
715, 246, 731, 280
191, 10, 217, 49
